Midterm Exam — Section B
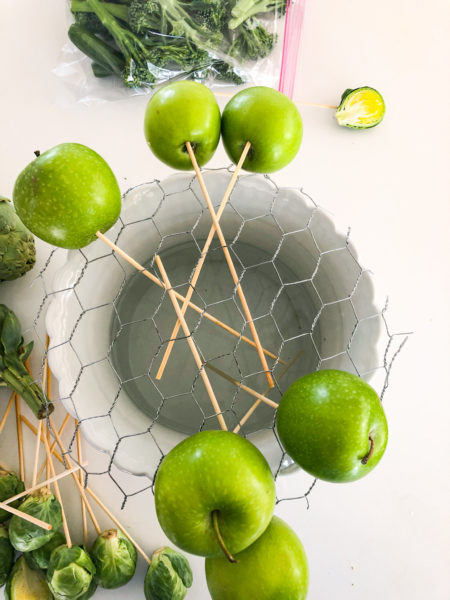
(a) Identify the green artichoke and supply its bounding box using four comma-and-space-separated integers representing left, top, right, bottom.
0, 469, 25, 523
144, 547, 193, 600
0, 524, 14, 587
25, 530, 66, 570
9, 487, 63, 553
0, 304, 54, 419
47, 544, 96, 600
91, 528, 137, 589
0, 197, 35, 282
5, 555, 52, 600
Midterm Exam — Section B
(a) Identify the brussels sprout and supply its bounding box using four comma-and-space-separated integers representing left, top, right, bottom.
25, 530, 66, 570
91, 528, 137, 589
0, 197, 36, 282
144, 547, 193, 600
9, 487, 63, 552
0, 469, 25, 523
0, 524, 14, 587
335, 86, 385, 129
47, 544, 96, 600
4, 556, 52, 600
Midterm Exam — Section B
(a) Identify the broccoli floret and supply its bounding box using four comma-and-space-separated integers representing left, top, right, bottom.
122, 60, 156, 87
144, 39, 210, 70
186, 0, 229, 33
228, 0, 286, 30
128, 0, 161, 35
229, 17, 276, 60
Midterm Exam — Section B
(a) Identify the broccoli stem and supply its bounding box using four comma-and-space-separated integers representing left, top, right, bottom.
68, 23, 125, 74
1, 365, 53, 420
71, 0, 130, 22
229, 0, 286, 30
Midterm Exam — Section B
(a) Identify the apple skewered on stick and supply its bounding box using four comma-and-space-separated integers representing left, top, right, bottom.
156, 140, 252, 380
155, 255, 228, 431
143, 81, 274, 388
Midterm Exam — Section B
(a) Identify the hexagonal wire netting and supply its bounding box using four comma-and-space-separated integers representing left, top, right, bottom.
22, 168, 408, 509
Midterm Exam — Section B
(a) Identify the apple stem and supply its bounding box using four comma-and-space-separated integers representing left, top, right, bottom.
211, 510, 238, 564
361, 434, 375, 465
34, 150, 40, 157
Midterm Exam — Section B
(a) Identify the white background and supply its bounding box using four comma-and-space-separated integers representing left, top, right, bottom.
1, 0, 450, 598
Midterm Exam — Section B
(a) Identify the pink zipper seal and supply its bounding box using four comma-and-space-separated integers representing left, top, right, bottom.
278, 0, 307, 99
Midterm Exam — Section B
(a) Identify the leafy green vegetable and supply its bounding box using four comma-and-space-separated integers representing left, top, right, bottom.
8, 488, 63, 553
0, 524, 14, 587
5, 556, 52, 600
47, 544, 96, 600
91, 528, 137, 589
0, 470, 25, 524
25, 531, 66, 571
144, 547, 193, 600
0, 197, 35, 282
0, 304, 54, 420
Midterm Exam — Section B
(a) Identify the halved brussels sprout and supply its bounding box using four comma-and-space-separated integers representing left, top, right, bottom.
47, 544, 96, 600
91, 528, 137, 589
0, 469, 25, 523
8, 487, 63, 553
0, 524, 14, 587
4, 556, 52, 600
144, 547, 193, 600
25, 530, 65, 570
335, 87, 385, 129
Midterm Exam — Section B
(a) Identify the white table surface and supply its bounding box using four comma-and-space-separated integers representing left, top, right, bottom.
1, 0, 450, 598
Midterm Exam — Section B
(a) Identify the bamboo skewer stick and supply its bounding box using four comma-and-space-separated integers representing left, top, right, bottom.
49, 417, 101, 535
85, 486, 151, 565
0, 391, 15, 434
95, 232, 284, 365
21, 415, 64, 464
155, 255, 228, 431
205, 363, 278, 409
186, 142, 275, 389
233, 350, 303, 434
0, 500, 53, 530
31, 420, 43, 487
213, 91, 338, 110
42, 427, 71, 547
35, 413, 71, 482
3, 464, 85, 507
156, 141, 252, 380
76, 422, 88, 548
15, 394, 25, 483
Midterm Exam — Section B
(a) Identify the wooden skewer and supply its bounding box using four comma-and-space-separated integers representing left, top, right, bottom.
233, 350, 303, 434
155, 255, 227, 431
85, 486, 151, 565
186, 142, 275, 389
49, 417, 102, 536
25, 412, 152, 565
213, 91, 338, 110
0, 500, 53, 530
42, 426, 71, 547
95, 232, 284, 365
0, 391, 15, 434
3, 464, 85, 506
36, 413, 71, 482
15, 394, 25, 483
156, 141, 252, 380
76, 422, 89, 548
31, 420, 43, 487
21, 415, 64, 464
205, 363, 278, 409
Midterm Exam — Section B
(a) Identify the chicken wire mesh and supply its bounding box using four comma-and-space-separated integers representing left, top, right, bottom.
16, 168, 408, 509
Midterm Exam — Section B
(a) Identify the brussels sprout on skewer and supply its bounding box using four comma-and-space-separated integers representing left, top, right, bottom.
0, 469, 25, 523
4, 556, 52, 600
335, 86, 385, 129
9, 487, 63, 553
91, 528, 137, 589
25, 530, 66, 571
47, 544, 97, 600
0, 524, 14, 587
0, 197, 36, 282
144, 547, 193, 600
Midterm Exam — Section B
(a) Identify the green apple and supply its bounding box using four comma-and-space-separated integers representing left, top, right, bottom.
205, 516, 308, 600
144, 81, 221, 170
13, 143, 121, 249
154, 430, 276, 559
276, 370, 388, 483
221, 86, 303, 173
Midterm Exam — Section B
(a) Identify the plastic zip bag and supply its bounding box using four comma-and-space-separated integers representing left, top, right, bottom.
54, 0, 306, 102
